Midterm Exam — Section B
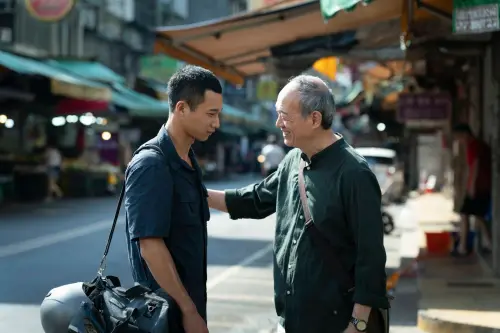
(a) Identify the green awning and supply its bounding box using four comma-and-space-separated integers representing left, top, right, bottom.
221, 104, 254, 124
144, 80, 168, 101
45, 60, 126, 84
112, 84, 169, 118
320, 0, 373, 20
41, 59, 168, 117
0, 51, 111, 100
219, 123, 246, 136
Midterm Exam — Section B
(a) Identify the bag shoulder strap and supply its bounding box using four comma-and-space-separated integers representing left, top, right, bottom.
297, 158, 354, 291
297, 159, 312, 224
97, 143, 165, 277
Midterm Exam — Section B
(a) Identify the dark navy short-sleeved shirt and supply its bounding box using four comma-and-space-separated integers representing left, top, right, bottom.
124, 126, 210, 320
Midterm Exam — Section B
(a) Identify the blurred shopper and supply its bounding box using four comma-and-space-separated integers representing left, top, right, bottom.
45, 143, 63, 201
260, 134, 285, 176
452, 123, 492, 256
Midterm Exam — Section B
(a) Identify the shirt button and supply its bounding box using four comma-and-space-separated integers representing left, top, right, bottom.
288, 264, 292, 269
299, 215, 303, 220
292, 239, 297, 244
306, 166, 310, 170
286, 290, 291, 295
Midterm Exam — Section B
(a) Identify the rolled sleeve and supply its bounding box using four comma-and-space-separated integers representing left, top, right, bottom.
125, 161, 173, 241
342, 168, 389, 309
225, 169, 279, 220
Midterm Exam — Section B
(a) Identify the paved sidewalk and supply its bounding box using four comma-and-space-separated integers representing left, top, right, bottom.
411, 193, 500, 333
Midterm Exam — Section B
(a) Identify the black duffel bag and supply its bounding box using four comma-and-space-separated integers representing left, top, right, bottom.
69, 144, 171, 333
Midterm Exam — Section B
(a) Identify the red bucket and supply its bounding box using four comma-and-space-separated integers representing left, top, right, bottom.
425, 232, 451, 254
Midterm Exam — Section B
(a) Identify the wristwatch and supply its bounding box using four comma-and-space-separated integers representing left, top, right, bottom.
350, 316, 368, 332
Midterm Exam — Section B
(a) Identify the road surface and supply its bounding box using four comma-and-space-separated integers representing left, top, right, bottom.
0, 176, 421, 333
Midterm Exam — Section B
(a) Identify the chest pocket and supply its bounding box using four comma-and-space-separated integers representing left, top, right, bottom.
174, 177, 212, 225
174, 180, 201, 226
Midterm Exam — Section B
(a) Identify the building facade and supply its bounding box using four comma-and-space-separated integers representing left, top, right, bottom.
1, 0, 157, 85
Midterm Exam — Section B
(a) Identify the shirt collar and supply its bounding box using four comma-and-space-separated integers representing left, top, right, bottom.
300, 133, 346, 165
156, 125, 202, 176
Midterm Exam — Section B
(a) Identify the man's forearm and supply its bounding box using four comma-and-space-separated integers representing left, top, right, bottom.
140, 239, 197, 314
207, 189, 228, 212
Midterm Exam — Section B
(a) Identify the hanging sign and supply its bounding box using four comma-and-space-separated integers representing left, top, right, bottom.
453, 0, 500, 34
25, 0, 75, 22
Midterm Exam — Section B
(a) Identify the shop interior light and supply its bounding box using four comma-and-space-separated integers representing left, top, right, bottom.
377, 123, 386, 132
101, 131, 112, 141
66, 115, 78, 123
0, 114, 7, 124
4, 119, 14, 128
79, 114, 96, 126
96, 117, 108, 125
51, 116, 66, 127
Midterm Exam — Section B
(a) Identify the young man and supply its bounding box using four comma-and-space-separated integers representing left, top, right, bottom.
208, 75, 389, 333
452, 123, 492, 256
124, 65, 222, 333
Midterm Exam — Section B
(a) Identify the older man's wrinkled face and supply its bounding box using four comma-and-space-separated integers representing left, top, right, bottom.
275, 85, 312, 148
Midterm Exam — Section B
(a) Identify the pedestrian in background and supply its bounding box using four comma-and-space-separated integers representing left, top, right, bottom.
207, 75, 389, 333
260, 134, 285, 177
44, 143, 63, 201
452, 123, 492, 256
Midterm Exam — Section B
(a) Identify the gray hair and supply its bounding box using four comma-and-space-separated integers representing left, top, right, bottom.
289, 75, 336, 129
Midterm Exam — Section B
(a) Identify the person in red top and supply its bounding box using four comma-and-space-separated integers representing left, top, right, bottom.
453, 123, 492, 256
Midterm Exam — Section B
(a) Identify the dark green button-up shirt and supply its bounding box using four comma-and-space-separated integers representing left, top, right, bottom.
225, 138, 389, 333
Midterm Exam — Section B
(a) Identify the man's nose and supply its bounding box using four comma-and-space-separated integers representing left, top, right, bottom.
275, 117, 282, 128
214, 115, 221, 129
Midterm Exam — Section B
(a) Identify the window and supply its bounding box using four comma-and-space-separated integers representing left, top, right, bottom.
171, 0, 188, 19
229, 0, 246, 15
134, 0, 157, 28
0, 0, 14, 12
106, 0, 134, 22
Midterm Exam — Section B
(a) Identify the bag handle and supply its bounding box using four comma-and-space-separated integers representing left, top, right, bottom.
96, 144, 164, 277
297, 158, 355, 292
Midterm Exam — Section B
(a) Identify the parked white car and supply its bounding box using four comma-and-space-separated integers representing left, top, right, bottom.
354, 147, 405, 203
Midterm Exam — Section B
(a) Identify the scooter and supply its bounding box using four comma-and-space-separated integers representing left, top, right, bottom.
381, 209, 395, 235
381, 195, 395, 235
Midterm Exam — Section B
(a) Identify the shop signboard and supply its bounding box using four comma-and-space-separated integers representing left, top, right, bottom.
256, 79, 278, 101
453, 0, 500, 34
397, 93, 451, 128
139, 55, 180, 83
25, 0, 75, 22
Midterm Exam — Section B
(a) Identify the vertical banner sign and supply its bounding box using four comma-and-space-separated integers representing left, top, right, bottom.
25, 0, 75, 22
453, 0, 500, 34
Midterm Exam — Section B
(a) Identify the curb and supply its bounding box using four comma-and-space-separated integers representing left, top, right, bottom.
417, 310, 500, 333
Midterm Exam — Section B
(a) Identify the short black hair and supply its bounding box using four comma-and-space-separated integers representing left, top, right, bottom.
452, 123, 473, 135
167, 65, 222, 113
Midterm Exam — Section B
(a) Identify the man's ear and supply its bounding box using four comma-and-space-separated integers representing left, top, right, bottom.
311, 111, 323, 129
174, 101, 188, 114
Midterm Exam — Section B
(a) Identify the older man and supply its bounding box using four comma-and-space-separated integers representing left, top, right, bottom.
208, 75, 389, 333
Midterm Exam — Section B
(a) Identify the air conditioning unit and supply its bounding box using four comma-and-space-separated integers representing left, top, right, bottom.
168, 0, 188, 19
106, 0, 134, 22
